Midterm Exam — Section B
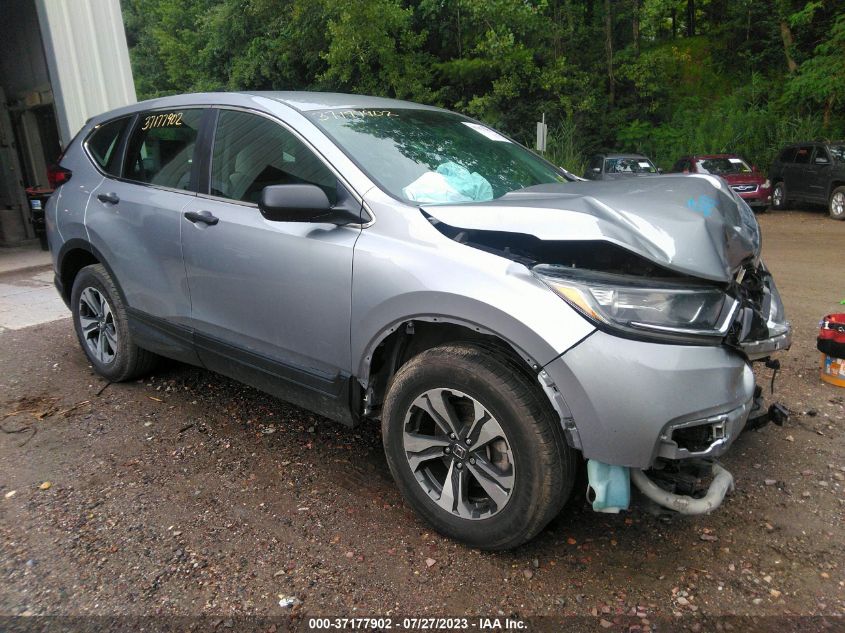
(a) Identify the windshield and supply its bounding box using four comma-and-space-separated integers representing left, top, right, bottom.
305, 108, 567, 204
697, 157, 752, 174
605, 157, 657, 174
829, 144, 845, 162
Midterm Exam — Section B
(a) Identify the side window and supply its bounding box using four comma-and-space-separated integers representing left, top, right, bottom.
123, 109, 203, 190
210, 110, 337, 204
779, 147, 797, 163
86, 117, 130, 175
794, 146, 812, 164
812, 146, 830, 165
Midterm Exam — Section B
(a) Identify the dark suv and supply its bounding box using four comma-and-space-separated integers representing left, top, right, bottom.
768, 141, 845, 219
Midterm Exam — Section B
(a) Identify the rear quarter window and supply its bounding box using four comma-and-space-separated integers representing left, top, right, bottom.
86, 117, 131, 175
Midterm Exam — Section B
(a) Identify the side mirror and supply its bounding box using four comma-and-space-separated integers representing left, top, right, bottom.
259, 184, 360, 225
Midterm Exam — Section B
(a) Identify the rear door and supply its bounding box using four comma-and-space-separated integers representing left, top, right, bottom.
86, 107, 204, 361
180, 107, 361, 421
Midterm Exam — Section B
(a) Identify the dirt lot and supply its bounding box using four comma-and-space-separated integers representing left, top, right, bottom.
1, 210, 844, 629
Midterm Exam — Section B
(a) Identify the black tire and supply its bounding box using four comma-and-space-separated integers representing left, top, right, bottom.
381, 343, 576, 550
771, 181, 787, 210
70, 264, 158, 381
829, 186, 845, 221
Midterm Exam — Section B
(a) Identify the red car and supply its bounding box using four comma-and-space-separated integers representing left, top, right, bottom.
671, 154, 772, 210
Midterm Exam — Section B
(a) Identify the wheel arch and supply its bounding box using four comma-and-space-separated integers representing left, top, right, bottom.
829, 181, 845, 198
56, 239, 126, 306
356, 315, 575, 425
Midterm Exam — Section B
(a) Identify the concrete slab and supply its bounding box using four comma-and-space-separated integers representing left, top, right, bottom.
0, 245, 52, 275
0, 268, 68, 331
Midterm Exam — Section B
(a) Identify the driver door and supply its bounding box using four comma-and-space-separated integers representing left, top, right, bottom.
180, 108, 361, 422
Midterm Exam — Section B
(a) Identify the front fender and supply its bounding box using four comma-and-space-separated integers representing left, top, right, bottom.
349, 199, 596, 388
354, 295, 580, 384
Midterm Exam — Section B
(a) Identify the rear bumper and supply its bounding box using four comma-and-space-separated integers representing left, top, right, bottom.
543, 331, 757, 469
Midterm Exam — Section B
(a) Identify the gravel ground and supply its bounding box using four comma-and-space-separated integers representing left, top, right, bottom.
0, 209, 843, 629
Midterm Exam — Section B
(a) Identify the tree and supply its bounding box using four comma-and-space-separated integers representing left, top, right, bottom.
785, 10, 845, 127
121, 0, 845, 169
604, 0, 614, 105
321, 0, 431, 99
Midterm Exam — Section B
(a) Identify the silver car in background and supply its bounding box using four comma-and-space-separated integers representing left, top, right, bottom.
46, 92, 790, 549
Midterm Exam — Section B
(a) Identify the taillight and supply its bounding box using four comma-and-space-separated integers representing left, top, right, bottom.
47, 164, 72, 189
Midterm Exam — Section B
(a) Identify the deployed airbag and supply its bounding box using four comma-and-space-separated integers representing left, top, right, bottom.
403, 162, 493, 203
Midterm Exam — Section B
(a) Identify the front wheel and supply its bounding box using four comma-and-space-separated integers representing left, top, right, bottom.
381, 343, 576, 550
830, 186, 845, 220
771, 181, 787, 210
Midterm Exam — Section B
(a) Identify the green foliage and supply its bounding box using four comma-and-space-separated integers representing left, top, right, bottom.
320, 0, 432, 99
544, 117, 587, 175
121, 0, 845, 172
784, 12, 845, 123
616, 84, 831, 170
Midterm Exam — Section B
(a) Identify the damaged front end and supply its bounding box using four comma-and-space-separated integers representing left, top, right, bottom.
422, 175, 791, 516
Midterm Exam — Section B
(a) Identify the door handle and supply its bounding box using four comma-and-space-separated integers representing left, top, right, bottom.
97, 192, 120, 204
184, 210, 219, 226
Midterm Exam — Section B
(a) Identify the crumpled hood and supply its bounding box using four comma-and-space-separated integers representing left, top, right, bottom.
422, 174, 761, 283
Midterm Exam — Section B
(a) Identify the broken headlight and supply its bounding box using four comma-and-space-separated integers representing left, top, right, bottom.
533, 265, 738, 343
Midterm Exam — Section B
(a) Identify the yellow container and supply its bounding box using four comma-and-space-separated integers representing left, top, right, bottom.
820, 353, 845, 388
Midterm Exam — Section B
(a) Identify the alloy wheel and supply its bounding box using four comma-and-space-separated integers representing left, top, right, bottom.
832, 191, 845, 218
402, 388, 515, 520
78, 287, 118, 364
773, 184, 784, 207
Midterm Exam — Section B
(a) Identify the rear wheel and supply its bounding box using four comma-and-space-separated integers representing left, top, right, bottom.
381, 343, 576, 550
829, 186, 845, 220
771, 181, 787, 210
71, 264, 158, 381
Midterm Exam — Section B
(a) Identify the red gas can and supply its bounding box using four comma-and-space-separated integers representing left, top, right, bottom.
818, 314, 845, 388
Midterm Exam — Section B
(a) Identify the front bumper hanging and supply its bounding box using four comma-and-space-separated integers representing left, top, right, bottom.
631, 463, 735, 515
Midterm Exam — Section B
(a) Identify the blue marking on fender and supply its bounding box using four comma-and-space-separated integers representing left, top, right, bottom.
687, 194, 716, 217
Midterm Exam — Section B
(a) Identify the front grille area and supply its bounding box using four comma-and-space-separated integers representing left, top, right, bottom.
731, 184, 758, 193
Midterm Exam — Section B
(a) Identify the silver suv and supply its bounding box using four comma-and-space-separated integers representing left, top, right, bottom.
46, 92, 791, 549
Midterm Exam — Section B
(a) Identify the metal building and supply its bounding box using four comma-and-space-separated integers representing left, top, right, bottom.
0, 0, 136, 245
